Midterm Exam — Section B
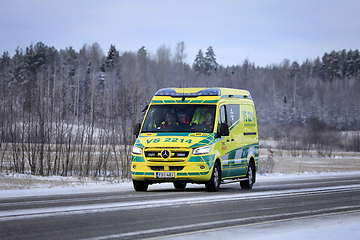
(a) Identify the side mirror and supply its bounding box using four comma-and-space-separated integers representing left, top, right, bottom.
134, 123, 141, 137
217, 123, 229, 138
141, 104, 149, 112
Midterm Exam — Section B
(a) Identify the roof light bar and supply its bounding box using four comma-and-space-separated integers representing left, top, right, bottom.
155, 88, 221, 97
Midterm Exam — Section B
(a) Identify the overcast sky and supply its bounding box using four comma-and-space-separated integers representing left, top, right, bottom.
1, 0, 359, 67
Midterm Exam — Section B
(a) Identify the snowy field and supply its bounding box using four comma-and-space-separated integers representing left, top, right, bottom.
1, 172, 360, 240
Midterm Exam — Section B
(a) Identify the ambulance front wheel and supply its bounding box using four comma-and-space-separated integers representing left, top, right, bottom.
133, 179, 148, 191
205, 162, 221, 192
241, 162, 255, 189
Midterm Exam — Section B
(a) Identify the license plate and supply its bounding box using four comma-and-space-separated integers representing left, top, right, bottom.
156, 172, 175, 178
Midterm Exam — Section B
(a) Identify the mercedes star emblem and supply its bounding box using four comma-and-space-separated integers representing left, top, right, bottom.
161, 149, 170, 159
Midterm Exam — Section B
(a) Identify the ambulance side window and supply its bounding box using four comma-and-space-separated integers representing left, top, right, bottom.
219, 104, 240, 127
219, 105, 227, 126
217, 105, 229, 137
226, 104, 240, 127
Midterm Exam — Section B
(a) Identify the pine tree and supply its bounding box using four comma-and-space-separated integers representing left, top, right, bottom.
204, 46, 219, 75
339, 49, 347, 80
346, 49, 354, 79
103, 44, 119, 70
193, 49, 205, 74
353, 50, 360, 80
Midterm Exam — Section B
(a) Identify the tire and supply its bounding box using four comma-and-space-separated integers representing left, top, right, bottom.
241, 161, 254, 189
133, 179, 148, 191
205, 162, 221, 192
173, 181, 187, 189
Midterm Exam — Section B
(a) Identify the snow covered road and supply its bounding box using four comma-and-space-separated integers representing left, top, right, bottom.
1, 172, 360, 240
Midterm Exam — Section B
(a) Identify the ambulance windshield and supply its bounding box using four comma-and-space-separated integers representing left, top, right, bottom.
141, 104, 216, 133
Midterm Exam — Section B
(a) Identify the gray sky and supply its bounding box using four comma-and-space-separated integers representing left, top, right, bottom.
1, 0, 359, 67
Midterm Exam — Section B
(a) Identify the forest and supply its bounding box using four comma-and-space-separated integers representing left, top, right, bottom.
0, 41, 359, 178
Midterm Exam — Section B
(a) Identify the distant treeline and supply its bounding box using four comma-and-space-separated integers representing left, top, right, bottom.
0, 42, 359, 177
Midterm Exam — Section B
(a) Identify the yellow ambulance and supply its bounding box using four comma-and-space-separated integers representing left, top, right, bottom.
132, 88, 259, 192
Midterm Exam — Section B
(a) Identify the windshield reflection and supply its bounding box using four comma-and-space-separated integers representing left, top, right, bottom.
141, 104, 216, 133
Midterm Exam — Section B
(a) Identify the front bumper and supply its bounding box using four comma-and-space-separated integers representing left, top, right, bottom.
131, 152, 216, 182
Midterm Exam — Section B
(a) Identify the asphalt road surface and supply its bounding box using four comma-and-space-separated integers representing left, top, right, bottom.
1, 174, 360, 240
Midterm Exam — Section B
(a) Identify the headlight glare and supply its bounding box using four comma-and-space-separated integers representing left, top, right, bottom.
132, 146, 143, 155
193, 145, 211, 155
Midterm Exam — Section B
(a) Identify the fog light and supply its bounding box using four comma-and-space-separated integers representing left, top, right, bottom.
200, 165, 205, 169
133, 165, 137, 169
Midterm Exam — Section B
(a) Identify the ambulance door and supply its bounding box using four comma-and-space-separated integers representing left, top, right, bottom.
225, 104, 244, 177
218, 104, 241, 178
217, 105, 231, 178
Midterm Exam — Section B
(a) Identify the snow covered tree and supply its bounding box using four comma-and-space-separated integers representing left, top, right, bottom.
204, 46, 219, 75
347, 50, 360, 80
193, 49, 206, 74
103, 44, 119, 70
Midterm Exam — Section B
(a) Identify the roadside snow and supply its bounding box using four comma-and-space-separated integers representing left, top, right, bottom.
1, 171, 360, 199
1, 172, 360, 240
0, 177, 133, 199
164, 211, 360, 240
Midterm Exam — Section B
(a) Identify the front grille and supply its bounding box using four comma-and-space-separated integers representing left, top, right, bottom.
144, 148, 190, 162
169, 166, 184, 171
150, 166, 184, 171
173, 152, 188, 157
145, 151, 161, 158
150, 166, 164, 171
148, 159, 185, 162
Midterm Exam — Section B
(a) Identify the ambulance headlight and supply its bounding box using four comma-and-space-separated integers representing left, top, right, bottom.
193, 145, 211, 155
132, 146, 143, 155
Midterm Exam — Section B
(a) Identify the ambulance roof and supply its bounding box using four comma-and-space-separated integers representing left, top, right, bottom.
154, 87, 251, 99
